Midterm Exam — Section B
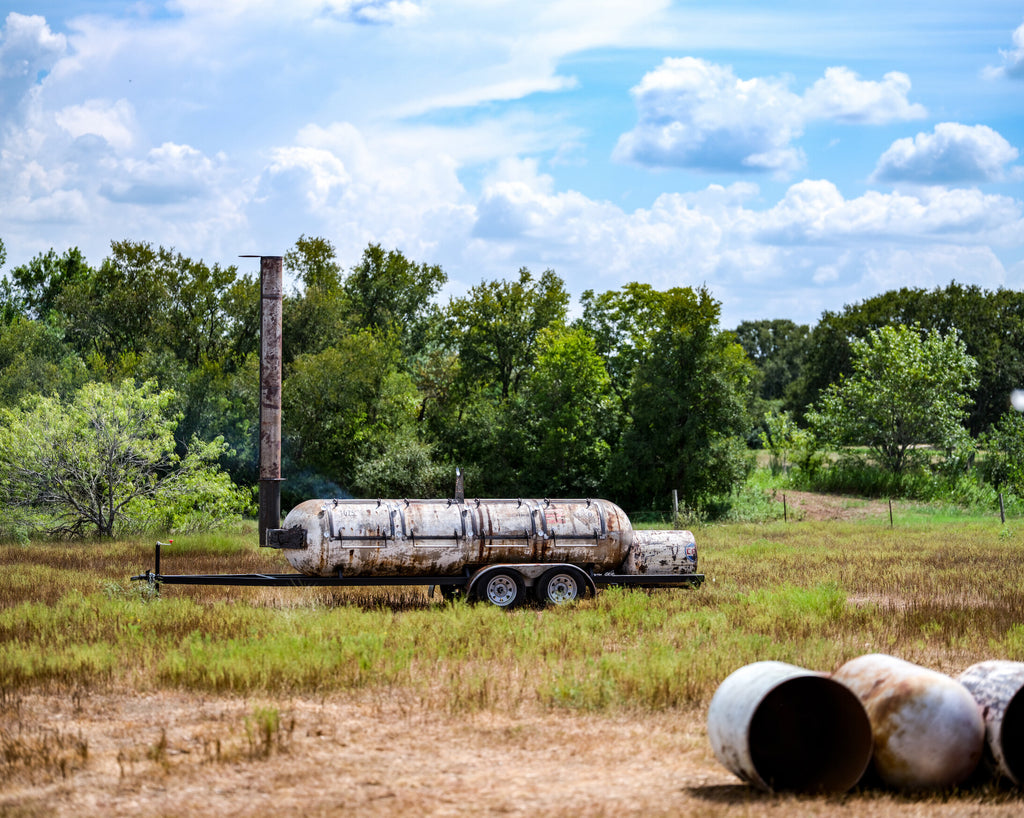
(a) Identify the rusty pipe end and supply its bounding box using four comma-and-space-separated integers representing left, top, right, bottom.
708, 661, 872, 793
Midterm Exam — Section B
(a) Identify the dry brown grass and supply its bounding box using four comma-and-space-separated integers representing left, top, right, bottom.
2, 511, 1024, 815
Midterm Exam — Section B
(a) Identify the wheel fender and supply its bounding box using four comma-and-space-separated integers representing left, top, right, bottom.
467, 564, 596, 599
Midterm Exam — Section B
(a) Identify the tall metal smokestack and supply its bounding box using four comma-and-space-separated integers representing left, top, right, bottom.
248, 254, 283, 546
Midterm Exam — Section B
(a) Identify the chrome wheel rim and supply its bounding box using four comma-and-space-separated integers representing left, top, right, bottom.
485, 574, 518, 606
545, 572, 579, 604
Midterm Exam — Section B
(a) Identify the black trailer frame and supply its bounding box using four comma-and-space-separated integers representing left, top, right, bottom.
131, 541, 704, 597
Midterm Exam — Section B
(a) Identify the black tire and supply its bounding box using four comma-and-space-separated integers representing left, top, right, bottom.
535, 567, 587, 605
439, 584, 463, 601
478, 570, 524, 608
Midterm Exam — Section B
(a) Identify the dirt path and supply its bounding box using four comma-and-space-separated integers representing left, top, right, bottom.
2, 691, 1021, 817
774, 490, 893, 522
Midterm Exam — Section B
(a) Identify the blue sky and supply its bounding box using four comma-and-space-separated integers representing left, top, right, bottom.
2, 1, 1023, 328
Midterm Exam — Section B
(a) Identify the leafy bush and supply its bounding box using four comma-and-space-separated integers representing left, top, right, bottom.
0, 379, 252, 539
806, 324, 977, 476
979, 410, 1024, 496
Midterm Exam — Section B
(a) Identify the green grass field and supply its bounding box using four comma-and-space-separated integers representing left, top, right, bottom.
3, 509, 1022, 710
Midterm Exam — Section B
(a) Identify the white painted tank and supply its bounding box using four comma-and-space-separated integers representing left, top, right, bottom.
622, 529, 698, 575
278, 498, 633, 577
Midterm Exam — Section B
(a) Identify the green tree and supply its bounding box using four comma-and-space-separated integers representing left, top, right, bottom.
7, 247, 92, 322
285, 233, 342, 293
283, 329, 421, 494
610, 286, 755, 511
59, 241, 167, 362
576, 282, 671, 401
47, 242, 259, 473
514, 326, 619, 496
759, 409, 813, 476
343, 243, 447, 359
0, 380, 249, 538
283, 234, 348, 362
158, 252, 242, 369
350, 431, 451, 499
0, 318, 88, 406
446, 268, 569, 400
980, 409, 1024, 496
789, 284, 1024, 434
55, 241, 243, 367
806, 324, 978, 475
734, 318, 810, 402
0, 237, 13, 324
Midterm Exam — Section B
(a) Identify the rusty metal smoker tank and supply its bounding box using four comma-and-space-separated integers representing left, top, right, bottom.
275, 497, 633, 577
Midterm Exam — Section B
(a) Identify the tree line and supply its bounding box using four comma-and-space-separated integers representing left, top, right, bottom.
1, 234, 1022, 537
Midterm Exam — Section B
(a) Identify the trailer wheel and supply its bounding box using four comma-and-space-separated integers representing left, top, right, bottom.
536, 567, 587, 605
479, 571, 523, 608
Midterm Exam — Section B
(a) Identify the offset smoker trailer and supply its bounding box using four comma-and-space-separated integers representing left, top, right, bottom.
132, 540, 705, 607
139, 263, 706, 608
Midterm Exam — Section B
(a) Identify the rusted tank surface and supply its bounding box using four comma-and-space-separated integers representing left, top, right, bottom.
958, 660, 1024, 786
832, 653, 985, 790
707, 661, 872, 792
622, 529, 698, 575
278, 498, 633, 577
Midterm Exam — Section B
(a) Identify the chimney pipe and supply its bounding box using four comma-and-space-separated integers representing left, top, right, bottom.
250, 255, 283, 546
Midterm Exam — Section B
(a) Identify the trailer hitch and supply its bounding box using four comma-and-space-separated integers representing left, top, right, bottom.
130, 540, 172, 587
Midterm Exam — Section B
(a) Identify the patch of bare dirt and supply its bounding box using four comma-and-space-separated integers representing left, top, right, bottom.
774, 491, 893, 522
2, 691, 1021, 817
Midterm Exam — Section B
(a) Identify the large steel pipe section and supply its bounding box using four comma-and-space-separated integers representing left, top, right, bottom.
707, 661, 872, 793
958, 660, 1024, 786
832, 654, 985, 790
277, 498, 632, 577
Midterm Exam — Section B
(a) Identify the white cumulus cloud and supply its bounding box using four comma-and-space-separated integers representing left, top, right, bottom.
872, 123, 1020, 185
985, 20, 1024, 80
616, 59, 926, 175
802, 67, 926, 124
613, 57, 805, 174
100, 142, 222, 205
0, 13, 66, 111
758, 180, 1023, 244
253, 121, 475, 264
54, 98, 137, 151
